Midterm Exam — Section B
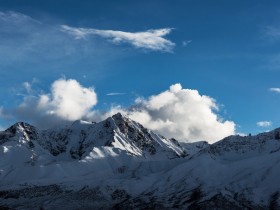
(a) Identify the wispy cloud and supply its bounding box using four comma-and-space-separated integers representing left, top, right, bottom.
269, 88, 280, 93
61, 25, 175, 52
182, 40, 192, 46
106, 92, 126, 96
265, 26, 280, 39
0, 11, 41, 24
0, 10, 123, 78
256, 121, 272, 128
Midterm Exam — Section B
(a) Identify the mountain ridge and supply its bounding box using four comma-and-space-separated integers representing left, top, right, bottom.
1, 113, 280, 209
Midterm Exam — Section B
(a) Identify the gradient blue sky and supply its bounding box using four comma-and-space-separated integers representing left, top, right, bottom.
1, 0, 280, 136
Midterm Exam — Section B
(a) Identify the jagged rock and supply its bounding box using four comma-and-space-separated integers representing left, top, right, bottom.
1, 113, 280, 209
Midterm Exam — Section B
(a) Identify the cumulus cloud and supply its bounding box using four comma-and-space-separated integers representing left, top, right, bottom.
104, 83, 235, 143
256, 121, 272, 128
61, 25, 175, 52
9, 78, 97, 128
38, 78, 97, 120
269, 88, 280, 93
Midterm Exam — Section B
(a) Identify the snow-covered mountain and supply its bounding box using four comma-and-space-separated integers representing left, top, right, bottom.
0, 113, 280, 209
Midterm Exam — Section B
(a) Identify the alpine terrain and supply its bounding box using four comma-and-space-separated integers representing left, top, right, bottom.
0, 113, 280, 209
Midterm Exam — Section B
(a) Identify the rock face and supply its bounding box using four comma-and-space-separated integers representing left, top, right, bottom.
0, 113, 280, 209
14, 113, 186, 160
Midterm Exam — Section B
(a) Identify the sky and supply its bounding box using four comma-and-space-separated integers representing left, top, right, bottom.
0, 0, 280, 143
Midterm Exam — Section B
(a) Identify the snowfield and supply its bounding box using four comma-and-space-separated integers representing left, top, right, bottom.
0, 113, 280, 209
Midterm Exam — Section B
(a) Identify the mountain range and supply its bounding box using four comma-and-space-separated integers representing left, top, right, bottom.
0, 113, 280, 209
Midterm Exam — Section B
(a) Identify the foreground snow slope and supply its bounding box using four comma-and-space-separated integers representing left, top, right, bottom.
1, 113, 280, 209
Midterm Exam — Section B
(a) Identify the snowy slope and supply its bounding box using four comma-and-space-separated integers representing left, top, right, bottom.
121, 130, 280, 209
34, 113, 187, 160
1, 114, 280, 209
0, 113, 188, 186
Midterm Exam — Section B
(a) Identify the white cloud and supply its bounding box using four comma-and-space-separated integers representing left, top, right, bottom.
61, 25, 175, 52
106, 92, 126, 96
104, 83, 235, 143
23, 82, 32, 94
38, 78, 97, 120
269, 88, 280, 93
256, 121, 272, 128
9, 78, 97, 128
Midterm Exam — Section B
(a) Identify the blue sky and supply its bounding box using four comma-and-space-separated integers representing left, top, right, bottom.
1, 0, 280, 141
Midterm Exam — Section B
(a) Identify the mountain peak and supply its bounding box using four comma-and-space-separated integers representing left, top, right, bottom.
112, 112, 127, 121
0, 122, 38, 147
6, 113, 184, 160
4, 122, 37, 137
7, 121, 33, 131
